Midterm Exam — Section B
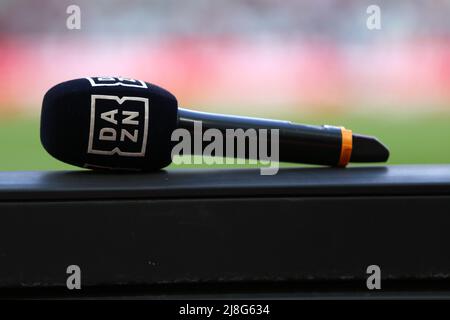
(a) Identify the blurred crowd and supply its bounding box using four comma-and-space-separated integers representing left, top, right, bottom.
1, 0, 450, 40
1, 0, 450, 115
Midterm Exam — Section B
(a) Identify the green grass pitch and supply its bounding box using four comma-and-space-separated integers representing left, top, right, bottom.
0, 114, 449, 171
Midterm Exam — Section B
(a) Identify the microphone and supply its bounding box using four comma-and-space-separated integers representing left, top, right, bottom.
41, 77, 389, 171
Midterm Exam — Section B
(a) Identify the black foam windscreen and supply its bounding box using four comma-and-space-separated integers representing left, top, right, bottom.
41, 77, 178, 171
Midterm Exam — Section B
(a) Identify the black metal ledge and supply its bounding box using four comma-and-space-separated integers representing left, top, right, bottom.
1, 165, 450, 201
0, 165, 450, 298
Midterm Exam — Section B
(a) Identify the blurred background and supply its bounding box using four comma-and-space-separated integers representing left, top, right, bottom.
1, 0, 450, 170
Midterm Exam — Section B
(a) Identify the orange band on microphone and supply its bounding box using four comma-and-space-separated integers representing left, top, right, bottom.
338, 127, 353, 167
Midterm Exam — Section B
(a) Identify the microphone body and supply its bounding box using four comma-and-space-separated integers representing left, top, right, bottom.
178, 108, 344, 166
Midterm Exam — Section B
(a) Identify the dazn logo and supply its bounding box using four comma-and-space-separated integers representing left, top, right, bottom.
87, 95, 149, 157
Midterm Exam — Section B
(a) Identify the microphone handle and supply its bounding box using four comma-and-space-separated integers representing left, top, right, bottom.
177, 108, 348, 166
